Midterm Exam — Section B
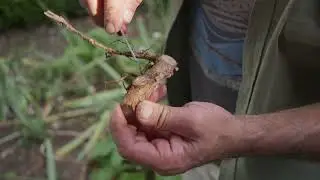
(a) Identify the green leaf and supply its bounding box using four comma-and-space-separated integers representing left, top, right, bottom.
157, 175, 182, 180
90, 138, 114, 159
78, 110, 111, 160
110, 150, 124, 168
56, 123, 98, 158
120, 172, 144, 180
89, 168, 114, 180
45, 139, 57, 180
63, 88, 124, 109
2, 172, 18, 179
20, 118, 48, 141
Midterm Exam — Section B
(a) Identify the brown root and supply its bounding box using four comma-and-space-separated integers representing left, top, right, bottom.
44, 10, 179, 123
121, 55, 178, 122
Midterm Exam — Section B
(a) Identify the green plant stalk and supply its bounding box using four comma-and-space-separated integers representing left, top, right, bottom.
97, 61, 129, 89
63, 88, 124, 109
114, 56, 143, 75
75, 56, 105, 75
1, 107, 98, 126
45, 107, 98, 123
136, 17, 151, 47
145, 169, 156, 180
45, 139, 57, 180
0, 132, 20, 146
77, 110, 110, 160
55, 123, 98, 158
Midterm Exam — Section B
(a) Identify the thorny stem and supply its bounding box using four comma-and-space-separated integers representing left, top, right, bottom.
44, 10, 159, 62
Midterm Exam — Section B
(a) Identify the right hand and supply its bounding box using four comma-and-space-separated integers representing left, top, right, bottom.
109, 96, 241, 175
80, 0, 143, 34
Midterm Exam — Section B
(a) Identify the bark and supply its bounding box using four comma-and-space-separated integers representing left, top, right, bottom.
44, 10, 179, 122
121, 55, 178, 122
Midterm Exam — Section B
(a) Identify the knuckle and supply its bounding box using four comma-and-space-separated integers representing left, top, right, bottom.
156, 105, 170, 129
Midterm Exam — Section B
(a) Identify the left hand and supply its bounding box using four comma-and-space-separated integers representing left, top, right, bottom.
109, 99, 244, 175
79, 0, 142, 33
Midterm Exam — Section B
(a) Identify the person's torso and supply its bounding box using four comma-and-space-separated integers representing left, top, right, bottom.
180, 0, 320, 180
220, 0, 320, 180
189, 0, 255, 91
166, 1, 320, 179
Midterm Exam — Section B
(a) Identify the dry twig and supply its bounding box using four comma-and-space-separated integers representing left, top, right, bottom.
44, 10, 179, 124
44, 10, 159, 62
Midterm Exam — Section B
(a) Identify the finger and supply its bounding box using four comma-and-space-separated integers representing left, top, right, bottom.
120, 24, 128, 35
152, 135, 188, 161
109, 104, 136, 149
103, 0, 124, 33
84, 0, 98, 16
150, 136, 192, 175
104, 0, 142, 33
148, 85, 167, 102
83, 0, 104, 27
123, 0, 143, 24
135, 131, 147, 142
109, 104, 162, 167
136, 101, 196, 137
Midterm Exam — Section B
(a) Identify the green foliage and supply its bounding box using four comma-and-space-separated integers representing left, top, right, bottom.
1, 0, 182, 179
0, 0, 173, 31
0, 0, 87, 31
1, 17, 178, 180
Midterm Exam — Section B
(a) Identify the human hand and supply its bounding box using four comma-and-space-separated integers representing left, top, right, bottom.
109, 97, 244, 175
79, 0, 142, 33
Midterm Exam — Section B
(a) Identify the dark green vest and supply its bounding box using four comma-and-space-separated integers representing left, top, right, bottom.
165, 0, 320, 179
220, 0, 320, 180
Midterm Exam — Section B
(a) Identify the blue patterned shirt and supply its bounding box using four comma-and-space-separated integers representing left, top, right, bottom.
190, 0, 254, 90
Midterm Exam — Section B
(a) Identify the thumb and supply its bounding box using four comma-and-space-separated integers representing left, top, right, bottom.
136, 101, 195, 136
104, 0, 142, 33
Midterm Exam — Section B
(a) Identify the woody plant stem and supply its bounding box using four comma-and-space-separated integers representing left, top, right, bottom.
44, 10, 179, 124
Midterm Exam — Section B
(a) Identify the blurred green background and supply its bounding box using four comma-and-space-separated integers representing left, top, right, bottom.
0, 0, 182, 180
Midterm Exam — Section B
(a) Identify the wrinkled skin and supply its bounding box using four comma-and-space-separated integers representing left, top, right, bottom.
80, 0, 242, 175
109, 85, 241, 175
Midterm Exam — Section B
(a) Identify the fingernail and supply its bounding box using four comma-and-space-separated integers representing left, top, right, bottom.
138, 101, 154, 123
106, 23, 116, 33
